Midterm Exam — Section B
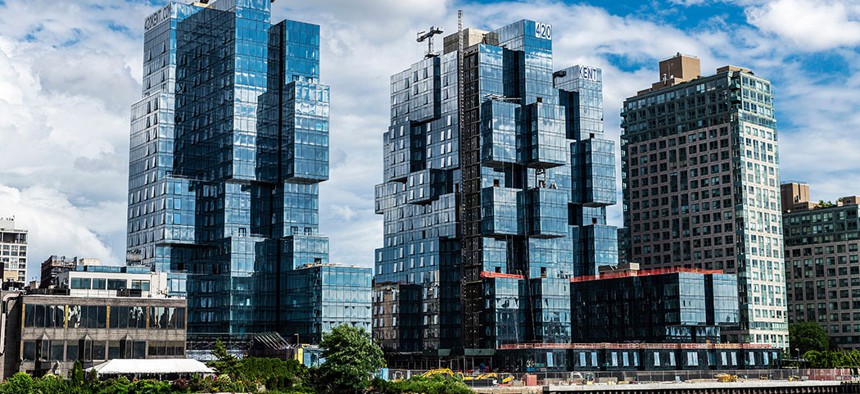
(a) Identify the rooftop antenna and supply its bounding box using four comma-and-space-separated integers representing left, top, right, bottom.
417, 26, 444, 58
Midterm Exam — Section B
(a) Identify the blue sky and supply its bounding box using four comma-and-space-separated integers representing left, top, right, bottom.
0, 0, 859, 281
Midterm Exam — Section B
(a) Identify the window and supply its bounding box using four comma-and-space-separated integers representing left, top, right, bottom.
131, 280, 151, 292
93, 341, 106, 360
21, 341, 36, 362
151, 307, 166, 329
108, 279, 126, 290
128, 306, 146, 329
133, 341, 146, 359
50, 341, 64, 361
66, 342, 79, 362
71, 278, 92, 289
108, 341, 121, 359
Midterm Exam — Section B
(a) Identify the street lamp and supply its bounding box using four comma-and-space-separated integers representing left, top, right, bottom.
795, 348, 800, 374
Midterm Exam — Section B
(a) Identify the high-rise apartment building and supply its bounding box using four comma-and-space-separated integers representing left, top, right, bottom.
621, 53, 787, 347
126, 0, 369, 347
0, 218, 27, 283
373, 20, 617, 360
782, 183, 860, 350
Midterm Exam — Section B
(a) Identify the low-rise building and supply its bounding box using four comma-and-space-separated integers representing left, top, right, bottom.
0, 265, 186, 378
58, 265, 168, 298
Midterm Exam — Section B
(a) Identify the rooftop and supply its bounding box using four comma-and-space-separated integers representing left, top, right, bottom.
571, 264, 724, 283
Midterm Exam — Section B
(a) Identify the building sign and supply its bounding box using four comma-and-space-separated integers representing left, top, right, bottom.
534, 22, 552, 40
145, 4, 172, 32
579, 66, 600, 82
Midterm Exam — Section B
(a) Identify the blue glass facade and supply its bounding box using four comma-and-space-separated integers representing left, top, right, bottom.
285, 264, 372, 344
555, 66, 618, 277
373, 21, 618, 355
570, 271, 739, 343
126, 0, 369, 347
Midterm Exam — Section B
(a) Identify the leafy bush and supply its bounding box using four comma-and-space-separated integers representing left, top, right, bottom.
85, 376, 121, 394
236, 357, 309, 391
32, 374, 70, 394
189, 375, 215, 393
127, 379, 172, 394
803, 349, 860, 368
171, 378, 189, 392
372, 375, 473, 394
2, 372, 34, 394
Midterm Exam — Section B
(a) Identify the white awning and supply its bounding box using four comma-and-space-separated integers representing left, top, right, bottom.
88, 359, 215, 375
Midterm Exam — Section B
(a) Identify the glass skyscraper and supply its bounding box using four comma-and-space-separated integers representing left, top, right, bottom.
126, 0, 369, 349
373, 20, 617, 360
621, 54, 787, 347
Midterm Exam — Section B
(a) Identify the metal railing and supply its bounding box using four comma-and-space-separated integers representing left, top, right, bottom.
383, 368, 858, 387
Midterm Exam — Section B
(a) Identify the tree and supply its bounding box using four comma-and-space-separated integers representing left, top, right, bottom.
208, 339, 240, 377
316, 325, 385, 394
790, 321, 830, 355
71, 360, 85, 387
802, 349, 860, 368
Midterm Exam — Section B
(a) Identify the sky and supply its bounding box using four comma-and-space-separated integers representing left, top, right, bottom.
0, 0, 859, 281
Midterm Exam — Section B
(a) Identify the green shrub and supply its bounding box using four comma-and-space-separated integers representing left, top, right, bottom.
92, 376, 131, 394
2, 372, 34, 394
32, 374, 69, 394
127, 379, 171, 394
189, 375, 215, 393
236, 357, 309, 391
371, 375, 473, 394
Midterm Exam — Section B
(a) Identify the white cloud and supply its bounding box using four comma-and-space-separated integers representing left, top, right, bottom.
668, 0, 710, 6
0, 1, 149, 279
0, 185, 124, 281
746, 0, 860, 51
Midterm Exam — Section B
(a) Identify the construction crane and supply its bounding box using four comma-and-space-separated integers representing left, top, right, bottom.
417, 26, 444, 58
